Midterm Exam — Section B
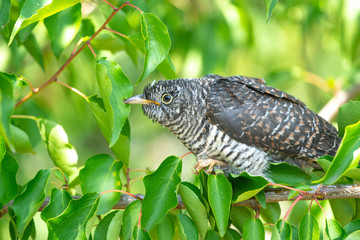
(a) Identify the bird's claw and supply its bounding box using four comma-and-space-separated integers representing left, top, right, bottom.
194, 159, 227, 174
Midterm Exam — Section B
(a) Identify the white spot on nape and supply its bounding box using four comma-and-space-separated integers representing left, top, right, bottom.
151, 80, 156, 86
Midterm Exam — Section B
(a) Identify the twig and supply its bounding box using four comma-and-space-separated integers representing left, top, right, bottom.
56, 80, 89, 101
1, 184, 359, 217
14, 1, 142, 108
319, 83, 360, 122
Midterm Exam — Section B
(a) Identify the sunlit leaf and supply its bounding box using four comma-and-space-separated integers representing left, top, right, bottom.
11, 124, 34, 153
141, 156, 182, 231
41, 188, 72, 223
110, 119, 130, 166
208, 174, 232, 237
298, 213, 320, 240
229, 172, 268, 202
36, 118, 78, 177
325, 219, 348, 240
242, 218, 265, 240
93, 58, 132, 147
12, 169, 52, 237
48, 193, 100, 240
177, 213, 199, 240
338, 101, 360, 137
138, 12, 171, 83
268, 162, 311, 186
121, 199, 142, 240
314, 121, 360, 184
0, 151, 18, 209
178, 182, 208, 239
345, 230, 360, 240
79, 154, 122, 215
9, 0, 81, 44
44, 3, 82, 59
94, 210, 123, 240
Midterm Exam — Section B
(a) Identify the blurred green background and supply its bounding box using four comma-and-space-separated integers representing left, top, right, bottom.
1, 0, 360, 238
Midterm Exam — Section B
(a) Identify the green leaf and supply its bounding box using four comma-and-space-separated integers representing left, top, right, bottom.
44, 3, 81, 59
314, 121, 360, 184
41, 188, 72, 223
110, 118, 130, 166
223, 229, 242, 240
268, 163, 311, 186
345, 230, 360, 240
141, 156, 182, 231
242, 218, 265, 240
9, 0, 81, 44
330, 199, 354, 227
121, 199, 142, 240
93, 58, 133, 147
0, 152, 18, 208
260, 202, 281, 224
0, 72, 17, 151
338, 101, 360, 137
205, 230, 221, 240
138, 12, 171, 83
0, 0, 11, 27
36, 118, 78, 177
230, 206, 254, 232
229, 172, 268, 202
12, 169, 52, 237
288, 185, 313, 200
94, 210, 123, 240
21, 32, 44, 70
325, 219, 348, 240
157, 56, 177, 79
177, 213, 199, 240
265, 0, 278, 23
178, 182, 208, 239
48, 192, 100, 240
79, 154, 122, 215
157, 214, 174, 240
11, 124, 34, 153
298, 213, 320, 240
345, 219, 360, 235
133, 226, 151, 240
275, 220, 292, 240
208, 174, 232, 237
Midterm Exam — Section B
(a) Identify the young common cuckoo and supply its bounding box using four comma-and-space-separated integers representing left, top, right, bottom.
125, 74, 341, 177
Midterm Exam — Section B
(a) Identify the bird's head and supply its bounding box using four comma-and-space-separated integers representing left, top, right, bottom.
125, 79, 205, 126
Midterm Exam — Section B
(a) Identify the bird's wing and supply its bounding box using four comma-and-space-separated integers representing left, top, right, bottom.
206, 75, 340, 159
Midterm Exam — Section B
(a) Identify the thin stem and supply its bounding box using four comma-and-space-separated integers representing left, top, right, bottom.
180, 152, 193, 159
314, 198, 327, 217
268, 182, 309, 195
11, 115, 37, 121
102, 0, 116, 10
284, 194, 303, 220
56, 80, 89, 101
52, 167, 68, 186
86, 41, 96, 58
100, 189, 142, 201
15, 1, 142, 108
130, 176, 144, 187
104, 27, 129, 39
129, 169, 147, 172
126, 166, 131, 193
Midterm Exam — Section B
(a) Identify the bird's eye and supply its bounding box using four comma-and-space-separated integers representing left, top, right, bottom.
161, 93, 173, 104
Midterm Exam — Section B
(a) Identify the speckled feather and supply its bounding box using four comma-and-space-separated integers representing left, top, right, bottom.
126, 74, 342, 177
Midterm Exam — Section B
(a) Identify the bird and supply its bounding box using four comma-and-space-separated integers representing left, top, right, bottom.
125, 74, 342, 177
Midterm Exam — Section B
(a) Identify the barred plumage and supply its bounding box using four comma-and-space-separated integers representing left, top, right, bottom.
125, 74, 342, 177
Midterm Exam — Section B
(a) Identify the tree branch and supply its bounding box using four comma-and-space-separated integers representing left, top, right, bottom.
1, 184, 360, 217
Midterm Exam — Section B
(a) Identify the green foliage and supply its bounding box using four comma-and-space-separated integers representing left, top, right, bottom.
1, 0, 360, 239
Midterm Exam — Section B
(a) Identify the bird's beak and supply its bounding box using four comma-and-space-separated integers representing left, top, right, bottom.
124, 94, 160, 106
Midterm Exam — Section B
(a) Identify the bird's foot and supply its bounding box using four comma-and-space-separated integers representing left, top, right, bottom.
194, 159, 227, 174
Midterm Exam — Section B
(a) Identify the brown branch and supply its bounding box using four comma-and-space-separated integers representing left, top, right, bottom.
1, 184, 360, 217
319, 83, 360, 122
